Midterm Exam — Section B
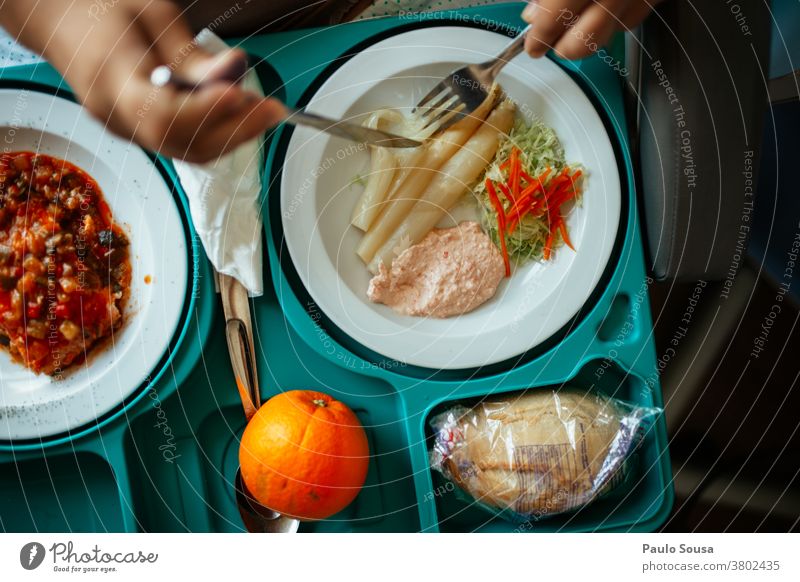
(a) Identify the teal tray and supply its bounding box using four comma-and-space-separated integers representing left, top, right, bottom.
0, 3, 672, 533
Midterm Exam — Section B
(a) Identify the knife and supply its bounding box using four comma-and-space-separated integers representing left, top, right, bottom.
150, 65, 422, 149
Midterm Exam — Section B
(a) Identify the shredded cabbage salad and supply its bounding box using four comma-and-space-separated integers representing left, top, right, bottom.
473, 118, 583, 265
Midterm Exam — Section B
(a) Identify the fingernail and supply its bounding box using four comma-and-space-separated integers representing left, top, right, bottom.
522, 1, 539, 20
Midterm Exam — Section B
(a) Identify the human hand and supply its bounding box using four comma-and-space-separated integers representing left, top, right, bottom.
521, 0, 664, 59
1, 0, 286, 163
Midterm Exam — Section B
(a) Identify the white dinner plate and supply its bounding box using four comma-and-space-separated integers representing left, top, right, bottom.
0, 89, 188, 441
281, 27, 621, 369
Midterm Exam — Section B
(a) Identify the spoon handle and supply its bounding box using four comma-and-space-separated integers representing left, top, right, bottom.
217, 272, 261, 421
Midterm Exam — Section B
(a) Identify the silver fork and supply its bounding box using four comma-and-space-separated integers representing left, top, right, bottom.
413, 25, 530, 135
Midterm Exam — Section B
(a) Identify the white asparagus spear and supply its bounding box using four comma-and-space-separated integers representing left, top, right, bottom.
356, 86, 499, 265
367, 100, 516, 274
350, 110, 403, 231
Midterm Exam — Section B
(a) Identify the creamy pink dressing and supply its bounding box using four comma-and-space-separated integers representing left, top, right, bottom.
367, 222, 505, 318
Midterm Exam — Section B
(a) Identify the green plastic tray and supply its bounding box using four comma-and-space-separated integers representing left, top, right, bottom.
0, 3, 672, 533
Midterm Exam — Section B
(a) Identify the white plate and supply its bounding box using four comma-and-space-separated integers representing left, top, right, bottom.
281, 27, 621, 369
0, 89, 188, 440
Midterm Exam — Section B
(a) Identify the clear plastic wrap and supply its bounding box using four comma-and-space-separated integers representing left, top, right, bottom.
429, 389, 661, 522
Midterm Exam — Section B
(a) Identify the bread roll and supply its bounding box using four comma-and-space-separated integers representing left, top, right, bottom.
431, 390, 637, 518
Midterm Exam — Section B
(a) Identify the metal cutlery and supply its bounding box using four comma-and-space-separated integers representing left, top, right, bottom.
413, 24, 531, 136
215, 271, 300, 534
150, 65, 422, 148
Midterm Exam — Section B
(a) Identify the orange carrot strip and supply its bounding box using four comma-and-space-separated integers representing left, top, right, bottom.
486, 180, 510, 276
506, 167, 557, 233
497, 182, 515, 204
559, 218, 574, 251
543, 229, 555, 260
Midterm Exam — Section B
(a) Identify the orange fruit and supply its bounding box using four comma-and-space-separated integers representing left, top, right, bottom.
239, 390, 369, 521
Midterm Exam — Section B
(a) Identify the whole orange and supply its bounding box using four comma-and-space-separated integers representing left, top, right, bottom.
239, 390, 369, 521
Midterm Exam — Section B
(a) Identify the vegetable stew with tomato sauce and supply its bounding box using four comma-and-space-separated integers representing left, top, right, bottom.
0, 152, 131, 377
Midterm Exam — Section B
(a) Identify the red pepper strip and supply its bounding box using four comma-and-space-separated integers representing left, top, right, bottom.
527, 167, 552, 199
486, 178, 503, 214
559, 218, 575, 251
499, 158, 511, 171
506, 167, 556, 233
508, 192, 549, 234
505, 207, 526, 234
519, 170, 536, 185
550, 169, 581, 202
506, 192, 534, 233
544, 170, 583, 256
548, 189, 577, 218
515, 167, 553, 210
497, 221, 511, 277
543, 228, 556, 260
486, 180, 511, 277
511, 148, 522, 200
541, 169, 573, 209
505, 148, 516, 196
496, 181, 515, 204
544, 179, 571, 211
547, 174, 582, 214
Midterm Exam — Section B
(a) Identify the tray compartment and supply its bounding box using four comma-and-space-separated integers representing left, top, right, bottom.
423, 359, 669, 532
0, 453, 124, 532
124, 322, 419, 531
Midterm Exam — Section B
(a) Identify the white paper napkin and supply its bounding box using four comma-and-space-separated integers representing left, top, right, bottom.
173, 29, 264, 296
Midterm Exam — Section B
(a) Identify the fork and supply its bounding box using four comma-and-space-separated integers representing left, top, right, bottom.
413, 25, 531, 136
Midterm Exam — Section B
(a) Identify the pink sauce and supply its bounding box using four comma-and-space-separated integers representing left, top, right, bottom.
367, 222, 505, 318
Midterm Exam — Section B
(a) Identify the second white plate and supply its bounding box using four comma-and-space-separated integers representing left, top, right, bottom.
0, 89, 189, 441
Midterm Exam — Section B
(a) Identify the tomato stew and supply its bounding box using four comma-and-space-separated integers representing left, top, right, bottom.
0, 152, 131, 377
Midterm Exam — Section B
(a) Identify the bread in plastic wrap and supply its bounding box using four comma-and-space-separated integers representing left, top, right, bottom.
429, 389, 660, 520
